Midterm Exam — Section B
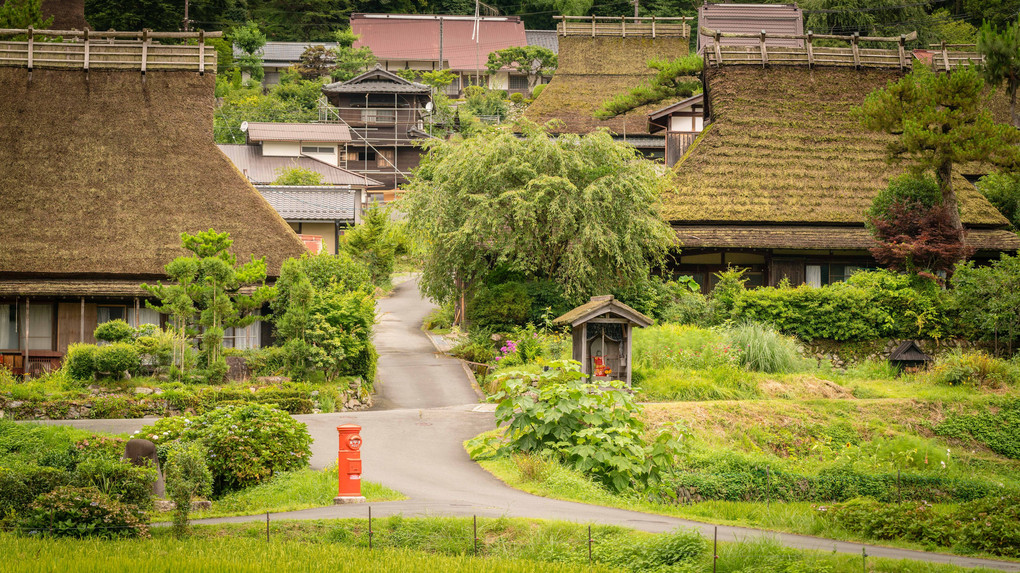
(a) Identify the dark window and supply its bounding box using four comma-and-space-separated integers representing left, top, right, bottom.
508, 75, 528, 90
97, 305, 126, 324
301, 146, 333, 154
359, 150, 377, 162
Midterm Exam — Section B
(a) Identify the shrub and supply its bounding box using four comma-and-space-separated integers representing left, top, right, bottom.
530, 84, 546, 98
243, 345, 287, 377
63, 344, 98, 381
0, 463, 70, 517
490, 360, 682, 492
165, 441, 213, 538
595, 527, 707, 571
93, 320, 135, 343
451, 337, 497, 364
708, 267, 747, 324
930, 349, 1019, 388
94, 343, 139, 378
182, 404, 312, 493
423, 302, 455, 331
725, 322, 801, 374
20, 486, 149, 538
469, 282, 532, 330
72, 457, 156, 511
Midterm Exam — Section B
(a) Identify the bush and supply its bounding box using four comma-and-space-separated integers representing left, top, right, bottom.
72, 457, 156, 511
725, 322, 801, 374
930, 349, 1019, 388
731, 270, 949, 341
0, 463, 70, 517
451, 337, 497, 364
63, 344, 98, 381
165, 441, 213, 538
595, 527, 707, 571
94, 343, 139, 378
531, 84, 545, 98
20, 486, 149, 538
423, 302, 455, 331
182, 404, 312, 493
93, 320, 135, 343
469, 282, 532, 330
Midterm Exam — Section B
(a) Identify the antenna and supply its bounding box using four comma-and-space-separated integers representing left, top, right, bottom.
240, 121, 249, 132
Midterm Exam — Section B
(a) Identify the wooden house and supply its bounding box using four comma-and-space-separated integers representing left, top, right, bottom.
647, 93, 706, 167
255, 185, 363, 256
524, 17, 692, 160
665, 64, 1020, 292
321, 66, 433, 193
0, 35, 307, 374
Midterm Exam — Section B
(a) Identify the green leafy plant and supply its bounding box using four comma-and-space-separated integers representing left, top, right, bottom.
20, 486, 149, 539
936, 398, 1020, 459
165, 441, 213, 538
725, 322, 801, 374
930, 350, 1019, 388
489, 360, 682, 492
594, 55, 703, 120
272, 166, 325, 185
93, 320, 135, 344
93, 343, 139, 379
63, 344, 98, 382
72, 457, 156, 511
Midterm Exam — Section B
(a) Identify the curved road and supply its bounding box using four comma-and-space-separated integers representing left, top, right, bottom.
44, 278, 1020, 571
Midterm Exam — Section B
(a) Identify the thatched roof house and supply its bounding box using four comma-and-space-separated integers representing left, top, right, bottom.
0, 67, 306, 370
666, 66, 1020, 291
523, 34, 689, 157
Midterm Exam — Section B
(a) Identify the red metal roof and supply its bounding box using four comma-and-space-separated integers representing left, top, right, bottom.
351, 13, 527, 71
698, 3, 804, 50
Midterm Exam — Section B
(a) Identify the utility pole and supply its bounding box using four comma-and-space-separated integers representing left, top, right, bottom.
183, 0, 190, 31
633, 0, 639, 18
438, 16, 444, 70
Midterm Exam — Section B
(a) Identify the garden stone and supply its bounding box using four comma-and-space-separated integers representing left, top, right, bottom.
123, 438, 166, 497
134, 387, 154, 396
257, 376, 291, 384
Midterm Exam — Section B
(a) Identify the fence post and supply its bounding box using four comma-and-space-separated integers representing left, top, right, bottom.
713, 32, 722, 66
713, 526, 718, 573
760, 30, 768, 68
83, 28, 90, 71
862, 546, 867, 572
588, 524, 593, 565
851, 32, 861, 68
473, 515, 478, 556
591, 16, 595, 38
898, 34, 906, 70
651, 15, 656, 38
26, 26, 34, 71
198, 29, 205, 75
266, 512, 269, 543
766, 466, 771, 510
140, 28, 149, 74
897, 468, 901, 503
806, 31, 814, 67
941, 40, 950, 71
368, 505, 373, 550
621, 15, 626, 38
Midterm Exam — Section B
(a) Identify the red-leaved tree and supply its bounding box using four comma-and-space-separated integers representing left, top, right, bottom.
869, 199, 974, 280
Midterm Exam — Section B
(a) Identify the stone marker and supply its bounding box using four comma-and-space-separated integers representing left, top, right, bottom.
122, 438, 165, 497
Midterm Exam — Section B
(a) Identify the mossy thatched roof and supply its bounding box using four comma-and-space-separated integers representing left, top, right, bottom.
0, 68, 306, 279
524, 36, 689, 135
665, 66, 1011, 229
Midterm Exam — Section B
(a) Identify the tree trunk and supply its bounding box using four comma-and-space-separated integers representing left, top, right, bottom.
936, 157, 964, 235
1011, 87, 1019, 129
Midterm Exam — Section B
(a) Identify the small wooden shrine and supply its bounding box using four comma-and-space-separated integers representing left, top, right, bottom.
553, 295, 653, 385
889, 340, 933, 372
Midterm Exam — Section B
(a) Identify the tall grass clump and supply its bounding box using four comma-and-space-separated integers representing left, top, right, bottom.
725, 323, 801, 374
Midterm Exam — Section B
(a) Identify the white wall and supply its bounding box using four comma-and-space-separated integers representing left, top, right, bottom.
262, 141, 301, 157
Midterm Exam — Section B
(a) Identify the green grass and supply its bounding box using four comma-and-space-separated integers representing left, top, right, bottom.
0, 517, 1002, 572
152, 465, 405, 521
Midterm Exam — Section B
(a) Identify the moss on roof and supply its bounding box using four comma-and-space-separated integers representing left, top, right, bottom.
524, 36, 689, 135
664, 66, 1010, 228
0, 68, 306, 278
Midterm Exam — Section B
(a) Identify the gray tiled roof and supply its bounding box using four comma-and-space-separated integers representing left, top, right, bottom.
256, 185, 357, 222
526, 30, 559, 54
234, 42, 340, 64
217, 144, 381, 187
322, 66, 431, 95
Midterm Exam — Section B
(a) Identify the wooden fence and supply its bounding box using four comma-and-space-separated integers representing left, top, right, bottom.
555, 16, 690, 38
0, 28, 220, 72
702, 28, 983, 71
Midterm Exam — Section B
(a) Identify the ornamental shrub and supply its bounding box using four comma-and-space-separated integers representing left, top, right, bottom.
490, 360, 682, 492
0, 463, 70, 517
930, 350, 1019, 388
469, 282, 532, 330
63, 343, 98, 381
93, 320, 135, 343
182, 403, 312, 493
165, 441, 213, 538
72, 457, 156, 511
20, 486, 149, 538
94, 343, 139, 378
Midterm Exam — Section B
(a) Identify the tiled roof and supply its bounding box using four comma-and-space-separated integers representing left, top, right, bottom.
245, 122, 351, 143
674, 225, 1020, 252
217, 144, 381, 187
234, 42, 339, 64
526, 29, 559, 54
256, 186, 357, 222
350, 13, 527, 70
697, 3, 804, 52
322, 66, 431, 95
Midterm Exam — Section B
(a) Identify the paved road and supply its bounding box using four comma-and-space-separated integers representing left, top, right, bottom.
39, 279, 1020, 571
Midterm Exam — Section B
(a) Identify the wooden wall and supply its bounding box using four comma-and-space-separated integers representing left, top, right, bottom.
56, 302, 96, 353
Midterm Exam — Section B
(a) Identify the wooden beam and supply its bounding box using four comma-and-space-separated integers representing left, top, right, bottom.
80, 297, 85, 343
23, 297, 28, 372
0, 28, 223, 38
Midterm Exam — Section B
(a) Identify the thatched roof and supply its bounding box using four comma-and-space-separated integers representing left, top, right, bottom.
524, 36, 689, 135
674, 225, 1020, 252
665, 66, 1012, 230
0, 68, 306, 279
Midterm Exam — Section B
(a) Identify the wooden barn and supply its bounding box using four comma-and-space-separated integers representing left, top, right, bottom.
0, 30, 306, 374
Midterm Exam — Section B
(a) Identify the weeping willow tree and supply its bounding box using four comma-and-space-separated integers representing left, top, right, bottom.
402, 123, 677, 326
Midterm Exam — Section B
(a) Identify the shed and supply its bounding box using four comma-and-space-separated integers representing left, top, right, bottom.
889, 341, 933, 372
553, 295, 653, 385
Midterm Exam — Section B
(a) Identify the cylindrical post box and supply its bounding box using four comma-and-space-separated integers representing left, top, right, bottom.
334, 424, 366, 504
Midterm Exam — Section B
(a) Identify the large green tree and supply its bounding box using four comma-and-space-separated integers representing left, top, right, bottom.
330, 27, 376, 82
979, 17, 1020, 128
0, 0, 51, 29
403, 124, 676, 326
858, 64, 1019, 234
231, 20, 267, 82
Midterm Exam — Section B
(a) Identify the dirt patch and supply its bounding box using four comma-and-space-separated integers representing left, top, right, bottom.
758, 376, 853, 400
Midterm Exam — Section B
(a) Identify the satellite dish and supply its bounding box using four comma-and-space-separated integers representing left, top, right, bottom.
240, 121, 249, 132
425, 102, 434, 113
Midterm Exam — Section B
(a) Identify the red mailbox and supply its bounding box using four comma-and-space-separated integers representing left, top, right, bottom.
334, 424, 365, 503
